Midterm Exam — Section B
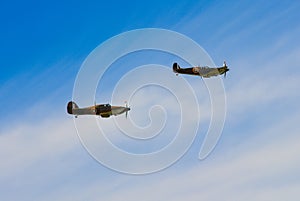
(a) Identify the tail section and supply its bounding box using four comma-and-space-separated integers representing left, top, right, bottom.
173, 63, 181, 72
67, 101, 79, 114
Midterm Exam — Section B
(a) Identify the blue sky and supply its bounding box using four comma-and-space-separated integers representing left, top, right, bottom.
1, 0, 300, 200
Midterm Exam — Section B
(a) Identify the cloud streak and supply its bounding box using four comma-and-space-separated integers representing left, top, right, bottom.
1, 1, 300, 200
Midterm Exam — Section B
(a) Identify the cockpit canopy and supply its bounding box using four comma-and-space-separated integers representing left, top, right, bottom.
95, 104, 111, 115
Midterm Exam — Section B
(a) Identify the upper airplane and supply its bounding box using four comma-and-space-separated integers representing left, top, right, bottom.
67, 101, 130, 118
173, 61, 229, 78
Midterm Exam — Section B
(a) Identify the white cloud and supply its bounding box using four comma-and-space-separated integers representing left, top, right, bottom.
227, 73, 299, 118
2, 3, 300, 200
70, 112, 300, 201
49, 45, 300, 201
0, 117, 78, 180
4, 74, 296, 201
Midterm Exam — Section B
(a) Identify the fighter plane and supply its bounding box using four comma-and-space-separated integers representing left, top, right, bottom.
173, 61, 229, 78
67, 101, 130, 118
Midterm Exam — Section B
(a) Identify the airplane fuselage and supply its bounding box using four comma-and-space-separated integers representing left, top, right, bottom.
173, 62, 229, 78
67, 102, 130, 118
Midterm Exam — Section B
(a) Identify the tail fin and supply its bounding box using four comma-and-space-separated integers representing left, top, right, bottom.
173, 63, 180, 72
223, 61, 227, 67
67, 101, 79, 114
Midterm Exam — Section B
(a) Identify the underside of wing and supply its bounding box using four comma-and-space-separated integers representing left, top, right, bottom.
199, 68, 219, 77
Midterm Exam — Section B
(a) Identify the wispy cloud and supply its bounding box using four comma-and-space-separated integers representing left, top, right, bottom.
1, 1, 300, 200
0, 117, 77, 179
70, 111, 300, 201
2, 46, 299, 200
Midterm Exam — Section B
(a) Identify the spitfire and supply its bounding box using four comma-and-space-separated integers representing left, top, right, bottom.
173, 61, 229, 78
67, 101, 130, 118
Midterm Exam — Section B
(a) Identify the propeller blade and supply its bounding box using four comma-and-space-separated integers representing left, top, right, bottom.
224, 71, 226, 78
125, 101, 129, 119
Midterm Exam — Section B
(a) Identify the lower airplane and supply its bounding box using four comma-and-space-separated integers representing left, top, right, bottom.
67, 101, 130, 118
173, 61, 229, 78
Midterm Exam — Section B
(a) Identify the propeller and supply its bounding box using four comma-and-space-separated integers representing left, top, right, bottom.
125, 101, 129, 119
223, 61, 228, 78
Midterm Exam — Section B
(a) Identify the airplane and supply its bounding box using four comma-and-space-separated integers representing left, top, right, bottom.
173, 61, 229, 78
67, 101, 130, 118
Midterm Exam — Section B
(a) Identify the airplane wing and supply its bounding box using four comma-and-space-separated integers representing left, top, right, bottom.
197, 68, 219, 78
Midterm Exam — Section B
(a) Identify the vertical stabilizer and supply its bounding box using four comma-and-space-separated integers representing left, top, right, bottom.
67, 101, 79, 114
